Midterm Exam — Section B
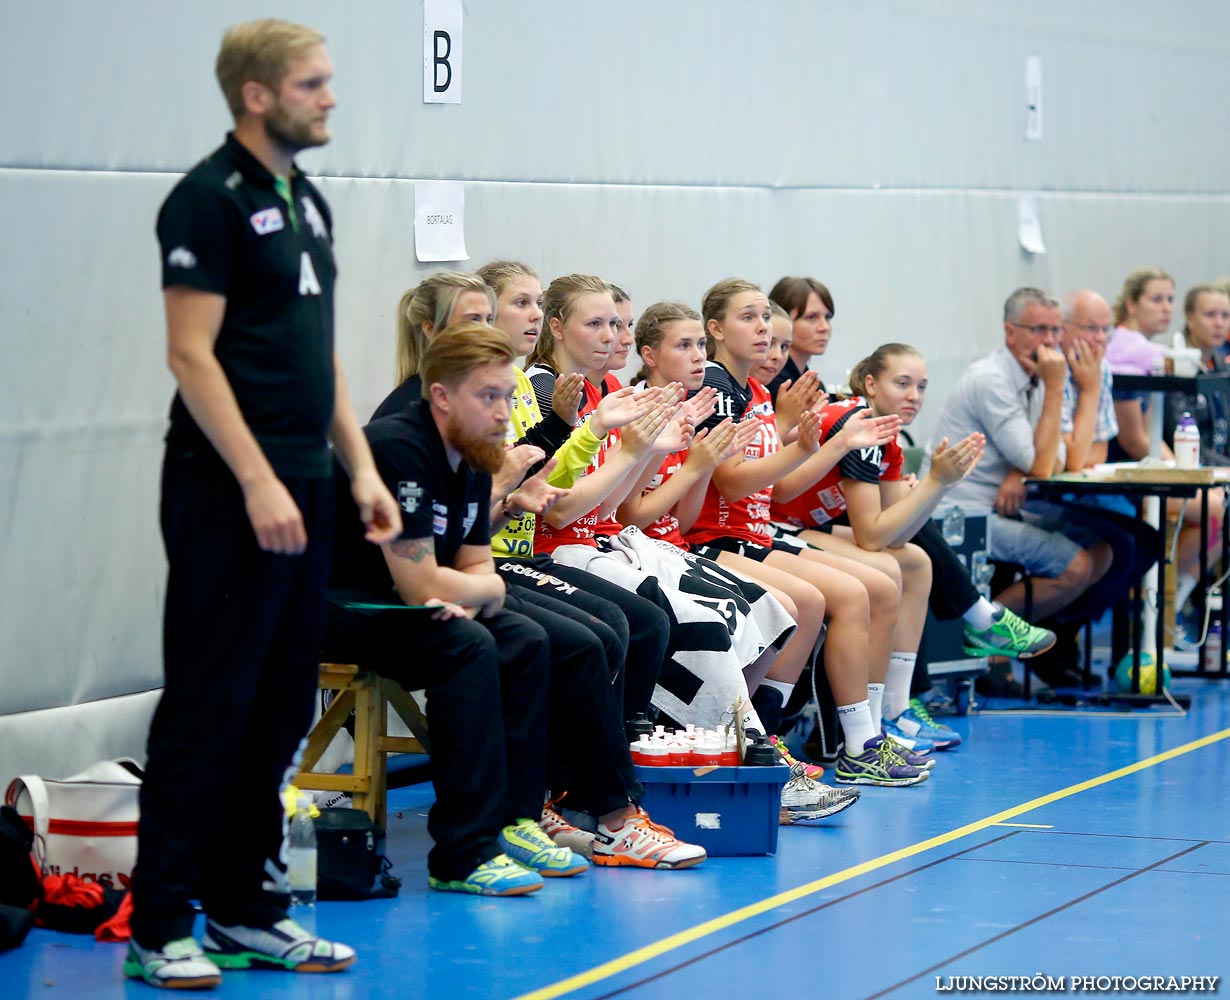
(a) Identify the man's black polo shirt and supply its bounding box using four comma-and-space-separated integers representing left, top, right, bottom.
157, 133, 338, 478
331, 400, 493, 596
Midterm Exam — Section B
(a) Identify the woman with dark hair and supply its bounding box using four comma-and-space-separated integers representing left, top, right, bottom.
765, 275, 834, 400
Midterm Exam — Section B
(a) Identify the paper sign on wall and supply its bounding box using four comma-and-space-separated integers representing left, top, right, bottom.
1018, 195, 1046, 255
1025, 56, 1042, 140
424, 0, 462, 104
414, 180, 469, 262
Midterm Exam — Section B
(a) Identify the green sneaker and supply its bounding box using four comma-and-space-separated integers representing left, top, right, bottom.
124, 936, 222, 989
428, 853, 544, 896
963, 606, 1056, 659
499, 818, 589, 877
202, 918, 355, 973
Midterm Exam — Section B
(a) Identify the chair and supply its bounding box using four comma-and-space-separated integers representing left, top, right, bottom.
901, 446, 926, 478
988, 562, 1095, 697
294, 664, 430, 829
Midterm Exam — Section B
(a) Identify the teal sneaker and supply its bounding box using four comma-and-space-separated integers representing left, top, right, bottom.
893, 698, 962, 749
963, 606, 1056, 659
202, 918, 355, 973
124, 936, 222, 989
428, 853, 543, 896
499, 819, 589, 877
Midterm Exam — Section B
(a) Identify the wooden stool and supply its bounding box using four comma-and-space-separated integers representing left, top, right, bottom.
294, 663, 430, 829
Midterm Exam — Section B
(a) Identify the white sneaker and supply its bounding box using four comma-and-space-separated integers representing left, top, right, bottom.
124, 936, 222, 989
593, 808, 707, 869
203, 917, 356, 972
780, 763, 861, 823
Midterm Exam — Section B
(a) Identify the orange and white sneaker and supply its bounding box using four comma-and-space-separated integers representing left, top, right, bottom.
541, 794, 595, 860
593, 808, 707, 869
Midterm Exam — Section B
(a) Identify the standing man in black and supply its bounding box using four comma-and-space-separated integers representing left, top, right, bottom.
128, 19, 401, 990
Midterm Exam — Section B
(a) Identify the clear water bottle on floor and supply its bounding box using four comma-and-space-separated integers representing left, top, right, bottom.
1174, 412, 1200, 469
287, 795, 317, 907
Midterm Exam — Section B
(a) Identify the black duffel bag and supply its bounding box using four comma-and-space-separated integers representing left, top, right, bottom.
0, 806, 40, 950
314, 808, 400, 901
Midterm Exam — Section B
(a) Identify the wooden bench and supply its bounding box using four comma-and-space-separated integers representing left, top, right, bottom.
294, 663, 430, 829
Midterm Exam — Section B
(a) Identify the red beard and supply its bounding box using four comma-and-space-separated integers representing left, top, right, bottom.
447, 414, 506, 473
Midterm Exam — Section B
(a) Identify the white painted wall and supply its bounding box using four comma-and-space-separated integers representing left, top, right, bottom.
3, 0, 1228, 780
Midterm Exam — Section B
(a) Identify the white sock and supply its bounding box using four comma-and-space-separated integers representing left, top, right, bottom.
867, 683, 885, 731
1175, 574, 1199, 613
739, 706, 765, 735
761, 678, 795, 702
837, 700, 877, 752
962, 597, 999, 630
884, 652, 917, 721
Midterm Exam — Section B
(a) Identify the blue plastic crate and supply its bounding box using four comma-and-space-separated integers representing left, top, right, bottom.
634, 764, 791, 856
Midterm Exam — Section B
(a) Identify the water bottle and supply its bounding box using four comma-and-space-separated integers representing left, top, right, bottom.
1174, 412, 1200, 469
625, 713, 654, 741
941, 506, 965, 546
742, 736, 780, 767
287, 795, 317, 907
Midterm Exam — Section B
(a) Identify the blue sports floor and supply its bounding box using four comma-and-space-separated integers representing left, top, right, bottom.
5, 679, 1229, 999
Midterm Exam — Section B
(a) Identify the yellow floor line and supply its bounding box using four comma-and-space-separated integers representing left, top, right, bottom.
514, 728, 1229, 1000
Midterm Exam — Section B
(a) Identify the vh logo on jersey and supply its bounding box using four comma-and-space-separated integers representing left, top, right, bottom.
858, 445, 884, 467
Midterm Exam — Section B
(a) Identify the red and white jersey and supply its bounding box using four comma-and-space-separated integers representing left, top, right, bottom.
684, 363, 780, 548
642, 449, 689, 549
589, 375, 625, 541
770, 397, 902, 528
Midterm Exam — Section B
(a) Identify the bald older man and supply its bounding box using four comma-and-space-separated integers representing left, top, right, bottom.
1059, 290, 1118, 468
1044, 290, 1159, 663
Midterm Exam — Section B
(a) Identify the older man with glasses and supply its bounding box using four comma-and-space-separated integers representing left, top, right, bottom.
926, 288, 1114, 691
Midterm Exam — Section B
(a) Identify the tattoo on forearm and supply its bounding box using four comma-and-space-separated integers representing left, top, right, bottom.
389, 537, 432, 563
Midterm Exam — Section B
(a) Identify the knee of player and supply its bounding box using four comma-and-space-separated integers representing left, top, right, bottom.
774, 590, 799, 620
867, 569, 900, 611
589, 619, 627, 662
794, 581, 825, 623
900, 542, 932, 585
829, 579, 871, 621
603, 608, 632, 649
877, 555, 903, 592
458, 619, 500, 662
1059, 549, 1094, 590
570, 632, 611, 680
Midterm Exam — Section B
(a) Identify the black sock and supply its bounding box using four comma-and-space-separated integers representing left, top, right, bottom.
750, 686, 785, 736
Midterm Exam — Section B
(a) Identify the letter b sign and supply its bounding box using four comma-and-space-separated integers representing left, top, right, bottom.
433, 32, 452, 92
424, 0, 462, 104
